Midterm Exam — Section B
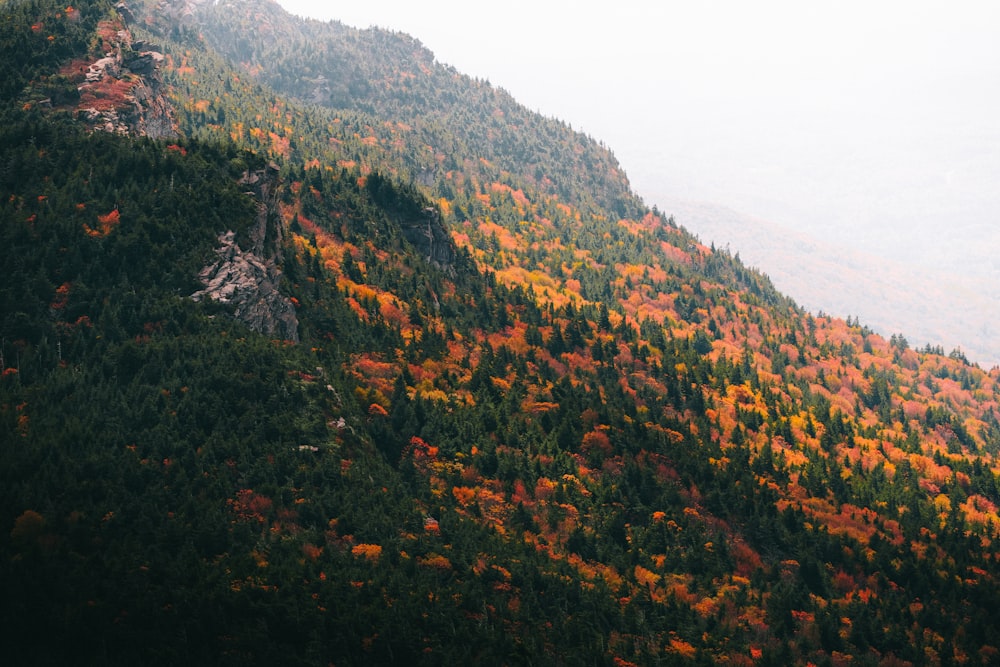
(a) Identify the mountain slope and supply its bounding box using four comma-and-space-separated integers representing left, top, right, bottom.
3, 1, 1000, 665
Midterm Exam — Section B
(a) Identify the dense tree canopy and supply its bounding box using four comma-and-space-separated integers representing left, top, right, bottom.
2, 1, 1000, 665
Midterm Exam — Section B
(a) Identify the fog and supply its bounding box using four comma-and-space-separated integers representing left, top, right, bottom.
278, 0, 1000, 365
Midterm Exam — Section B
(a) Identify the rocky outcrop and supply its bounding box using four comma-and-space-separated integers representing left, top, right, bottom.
192, 164, 299, 341
124, 72, 174, 138
400, 207, 456, 273
74, 4, 176, 138
192, 230, 299, 341
115, 2, 136, 24
77, 72, 174, 138
240, 162, 284, 260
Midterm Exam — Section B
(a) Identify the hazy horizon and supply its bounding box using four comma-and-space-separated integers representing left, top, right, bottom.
277, 0, 1000, 365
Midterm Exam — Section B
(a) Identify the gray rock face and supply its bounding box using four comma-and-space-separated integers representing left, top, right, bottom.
400, 207, 456, 273
74, 2, 175, 138
115, 1, 136, 24
123, 71, 174, 139
76, 68, 174, 139
192, 231, 299, 341
239, 163, 284, 259
192, 165, 299, 342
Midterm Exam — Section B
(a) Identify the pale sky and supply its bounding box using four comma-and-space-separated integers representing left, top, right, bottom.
276, 0, 1000, 241
276, 0, 1000, 360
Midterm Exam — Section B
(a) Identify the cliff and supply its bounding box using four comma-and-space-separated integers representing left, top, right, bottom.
191, 163, 300, 341
69, 4, 176, 137
401, 206, 456, 273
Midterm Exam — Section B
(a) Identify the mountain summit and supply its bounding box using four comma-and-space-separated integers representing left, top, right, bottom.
2, 1, 1000, 664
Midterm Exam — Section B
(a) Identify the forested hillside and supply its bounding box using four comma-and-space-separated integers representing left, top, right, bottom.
3, 1, 1000, 665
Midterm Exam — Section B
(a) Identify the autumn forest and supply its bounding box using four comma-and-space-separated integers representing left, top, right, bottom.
2, 1, 1000, 665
